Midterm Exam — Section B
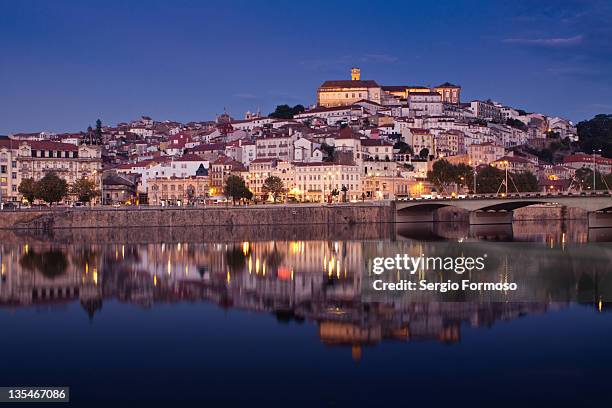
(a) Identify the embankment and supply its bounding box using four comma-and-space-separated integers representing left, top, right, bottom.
0, 203, 395, 230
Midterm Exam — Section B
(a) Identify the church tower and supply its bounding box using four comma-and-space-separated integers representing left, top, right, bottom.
351, 67, 360, 81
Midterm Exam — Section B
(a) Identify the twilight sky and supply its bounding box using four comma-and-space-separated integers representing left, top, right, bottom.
1, 0, 611, 134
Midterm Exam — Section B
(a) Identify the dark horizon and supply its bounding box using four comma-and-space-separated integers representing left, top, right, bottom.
1, 0, 611, 134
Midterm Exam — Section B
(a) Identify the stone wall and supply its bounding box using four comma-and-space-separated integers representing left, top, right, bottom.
0, 203, 395, 230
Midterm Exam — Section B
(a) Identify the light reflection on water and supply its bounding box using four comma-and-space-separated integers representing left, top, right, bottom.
1, 222, 612, 405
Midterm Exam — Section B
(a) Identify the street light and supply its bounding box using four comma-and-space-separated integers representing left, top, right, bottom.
593, 148, 602, 190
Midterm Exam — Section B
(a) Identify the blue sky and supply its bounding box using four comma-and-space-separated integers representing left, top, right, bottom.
1, 0, 611, 134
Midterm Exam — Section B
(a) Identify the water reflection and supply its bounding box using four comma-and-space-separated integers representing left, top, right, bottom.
1, 223, 611, 357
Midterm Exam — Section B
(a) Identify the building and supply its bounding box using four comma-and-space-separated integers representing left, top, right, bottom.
317, 68, 382, 107
209, 155, 247, 195
468, 142, 505, 165
405, 128, 435, 157
140, 154, 209, 194
361, 139, 394, 161
470, 100, 502, 122
255, 133, 296, 161
0, 139, 102, 204
148, 173, 210, 206
433, 82, 461, 104
437, 130, 466, 157
491, 156, 536, 173
563, 154, 612, 175
408, 92, 443, 117
102, 172, 137, 205
293, 162, 361, 202
293, 137, 323, 163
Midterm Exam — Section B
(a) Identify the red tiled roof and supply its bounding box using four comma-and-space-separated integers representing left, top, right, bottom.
320, 80, 379, 88
0, 139, 78, 151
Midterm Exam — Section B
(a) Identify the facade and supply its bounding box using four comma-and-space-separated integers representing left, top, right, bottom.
0, 139, 102, 204
468, 142, 505, 165
209, 155, 247, 195
293, 162, 362, 202
255, 134, 296, 161
470, 100, 503, 122
563, 154, 612, 175
437, 130, 466, 157
408, 92, 443, 117
361, 139, 394, 161
102, 172, 137, 205
148, 175, 210, 206
491, 156, 536, 173
140, 155, 209, 194
317, 68, 382, 107
433, 82, 461, 104
405, 128, 435, 156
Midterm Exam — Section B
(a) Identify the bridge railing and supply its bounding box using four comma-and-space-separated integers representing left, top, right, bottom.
396, 190, 611, 202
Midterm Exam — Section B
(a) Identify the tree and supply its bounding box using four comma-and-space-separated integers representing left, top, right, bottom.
419, 148, 429, 159
71, 177, 100, 203
94, 119, 102, 145
577, 114, 612, 158
341, 185, 348, 203
320, 143, 335, 162
18, 178, 37, 203
269, 104, 305, 119
574, 167, 610, 191
394, 141, 413, 154
506, 118, 527, 131
426, 159, 457, 191
186, 184, 195, 205
35, 172, 68, 204
511, 171, 539, 192
475, 166, 505, 194
331, 188, 339, 202
262, 176, 285, 203
223, 175, 250, 204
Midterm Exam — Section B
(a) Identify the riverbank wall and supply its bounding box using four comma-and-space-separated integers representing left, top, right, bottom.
0, 203, 395, 230
0, 203, 591, 231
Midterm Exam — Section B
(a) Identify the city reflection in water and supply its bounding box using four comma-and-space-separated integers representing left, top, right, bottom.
1, 222, 611, 359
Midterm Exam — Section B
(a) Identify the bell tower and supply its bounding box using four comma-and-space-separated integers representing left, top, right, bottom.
351, 67, 360, 81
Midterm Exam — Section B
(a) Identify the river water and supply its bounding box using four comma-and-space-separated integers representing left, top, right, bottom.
1, 221, 611, 406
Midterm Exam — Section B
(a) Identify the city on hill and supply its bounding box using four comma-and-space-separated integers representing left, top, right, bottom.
1, 67, 611, 208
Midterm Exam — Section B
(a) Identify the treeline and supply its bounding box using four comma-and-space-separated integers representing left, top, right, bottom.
427, 159, 539, 194
18, 172, 99, 204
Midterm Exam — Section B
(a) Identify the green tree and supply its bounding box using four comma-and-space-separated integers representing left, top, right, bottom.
36, 172, 68, 204
511, 171, 539, 192
94, 119, 102, 145
426, 159, 456, 191
394, 141, 413, 154
269, 104, 305, 119
419, 148, 429, 159
577, 114, 612, 158
18, 178, 37, 203
223, 175, 250, 204
475, 166, 505, 194
574, 167, 609, 191
262, 176, 285, 203
506, 118, 527, 131
71, 177, 100, 203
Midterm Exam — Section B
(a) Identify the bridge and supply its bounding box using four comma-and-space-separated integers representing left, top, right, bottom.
395, 191, 612, 228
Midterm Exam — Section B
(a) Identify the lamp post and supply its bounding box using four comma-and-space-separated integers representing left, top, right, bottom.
469, 160, 477, 194
504, 160, 509, 196
593, 148, 601, 190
